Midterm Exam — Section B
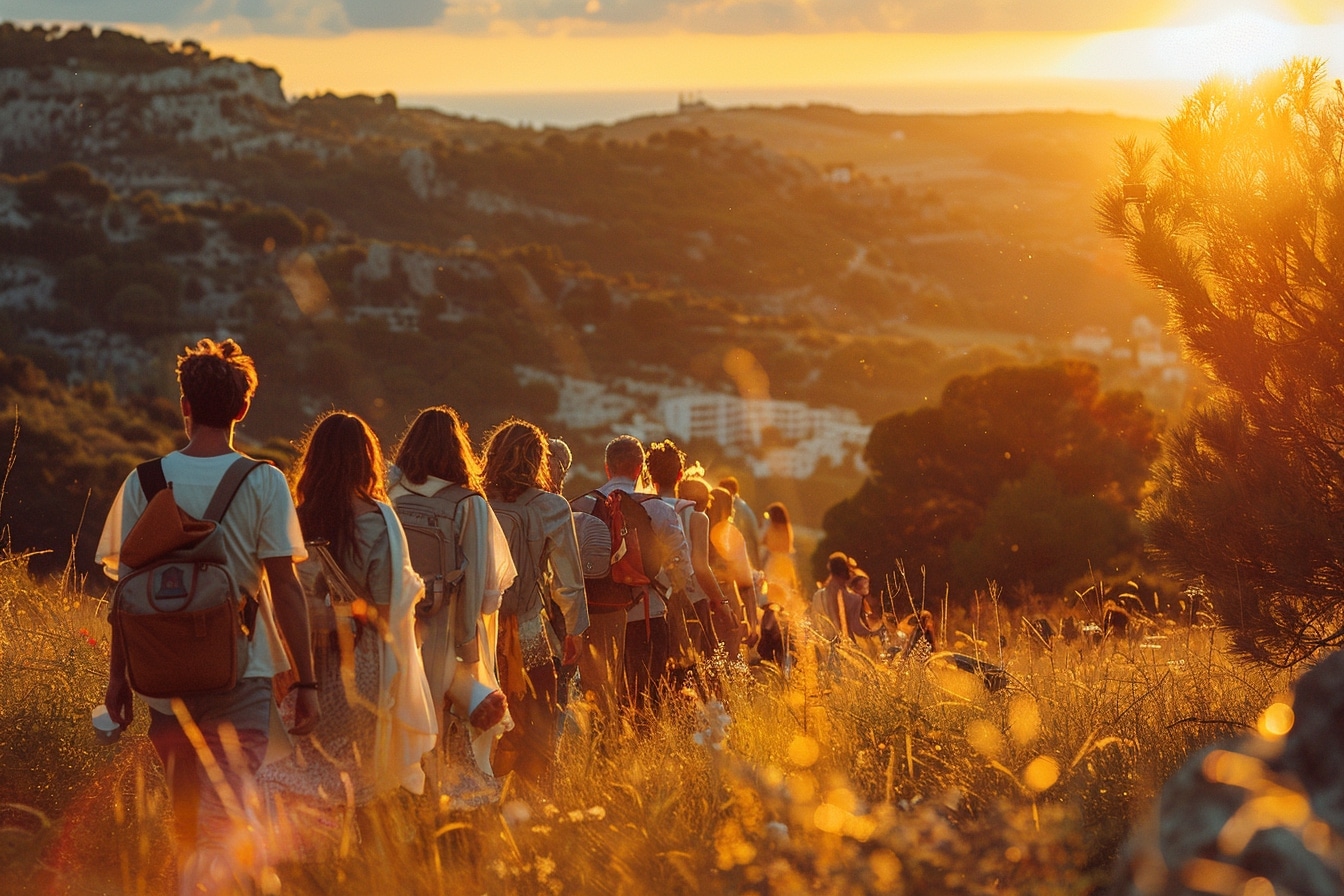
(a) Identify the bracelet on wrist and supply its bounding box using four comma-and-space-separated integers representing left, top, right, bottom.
293, 681, 319, 690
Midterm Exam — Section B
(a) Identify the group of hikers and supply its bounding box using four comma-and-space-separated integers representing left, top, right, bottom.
809, 550, 938, 660
101, 337, 911, 894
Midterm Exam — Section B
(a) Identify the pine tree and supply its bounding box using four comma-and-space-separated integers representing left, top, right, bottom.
1098, 59, 1344, 666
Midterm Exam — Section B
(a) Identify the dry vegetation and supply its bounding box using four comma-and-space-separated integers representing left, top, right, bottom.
0, 559, 1283, 895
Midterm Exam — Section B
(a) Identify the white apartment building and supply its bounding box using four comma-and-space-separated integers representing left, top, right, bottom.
659, 392, 865, 451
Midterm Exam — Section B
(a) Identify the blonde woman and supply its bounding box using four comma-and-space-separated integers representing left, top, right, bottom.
480, 419, 587, 789
760, 501, 801, 612
707, 486, 760, 660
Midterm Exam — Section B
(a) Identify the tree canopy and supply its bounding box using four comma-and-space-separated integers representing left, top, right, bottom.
1098, 59, 1344, 666
815, 360, 1161, 603
0, 353, 180, 576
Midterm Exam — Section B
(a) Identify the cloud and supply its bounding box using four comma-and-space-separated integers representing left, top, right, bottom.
7, 0, 351, 35
15, 0, 1180, 36
443, 0, 1176, 34
338, 0, 446, 28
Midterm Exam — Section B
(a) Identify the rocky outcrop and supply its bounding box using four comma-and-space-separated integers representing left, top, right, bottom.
1109, 650, 1344, 895
0, 58, 286, 158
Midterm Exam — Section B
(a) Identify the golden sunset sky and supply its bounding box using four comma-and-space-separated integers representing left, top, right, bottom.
14, 0, 1344, 120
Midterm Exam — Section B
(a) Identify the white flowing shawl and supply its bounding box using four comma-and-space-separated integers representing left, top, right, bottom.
387, 473, 517, 775
372, 501, 440, 795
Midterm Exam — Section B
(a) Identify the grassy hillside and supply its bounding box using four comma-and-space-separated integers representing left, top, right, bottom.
0, 556, 1279, 895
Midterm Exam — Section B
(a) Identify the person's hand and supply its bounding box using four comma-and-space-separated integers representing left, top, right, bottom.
289, 687, 321, 736
562, 634, 583, 667
105, 669, 134, 728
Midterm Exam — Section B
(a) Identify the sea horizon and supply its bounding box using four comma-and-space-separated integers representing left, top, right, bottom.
400, 77, 1193, 129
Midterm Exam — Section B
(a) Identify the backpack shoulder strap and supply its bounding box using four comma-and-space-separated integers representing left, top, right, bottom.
625, 491, 658, 520
135, 458, 168, 501
570, 489, 603, 512
430, 482, 477, 502
203, 457, 271, 523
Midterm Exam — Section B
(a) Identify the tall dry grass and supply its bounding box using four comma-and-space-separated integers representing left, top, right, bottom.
0, 559, 1285, 895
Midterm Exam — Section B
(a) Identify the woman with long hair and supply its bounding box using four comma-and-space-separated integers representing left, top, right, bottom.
760, 501, 801, 612
480, 418, 587, 789
388, 405, 516, 808
257, 411, 436, 855
707, 485, 760, 661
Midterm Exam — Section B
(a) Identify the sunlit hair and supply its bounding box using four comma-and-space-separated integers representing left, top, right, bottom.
762, 501, 794, 555
482, 418, 551, 502
294, 411, 387, 562
707, 486, 735, 528
176, 337, 257, 429
718, 476, 740, 497
604, 434, 644, 479
645, 439, 686, 493
393, 405, 480, 490
676, 476, 711, 512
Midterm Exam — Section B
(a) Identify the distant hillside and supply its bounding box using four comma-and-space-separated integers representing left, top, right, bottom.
0, 23, 1163, 335
0, 23, 1194, 562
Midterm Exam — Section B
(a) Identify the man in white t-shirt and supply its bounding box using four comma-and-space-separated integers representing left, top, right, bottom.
98, 338, 318, 891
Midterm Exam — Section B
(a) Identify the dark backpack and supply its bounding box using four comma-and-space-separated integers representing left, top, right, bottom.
572, 489, 665, 612
111, 456, 267, 698
392, 484, 476, 619
488, 487, 549, 620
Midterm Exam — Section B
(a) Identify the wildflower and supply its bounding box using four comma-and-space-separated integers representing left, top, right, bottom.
693, 700, 732, 750
502, 799, 531, 826
87, 637, 98, 646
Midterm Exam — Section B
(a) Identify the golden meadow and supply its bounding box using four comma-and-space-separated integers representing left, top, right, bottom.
0, 553, 1286, 896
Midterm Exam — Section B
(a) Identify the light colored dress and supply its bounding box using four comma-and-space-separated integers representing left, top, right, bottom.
388, 472, 517, 810
259, 503, 437, 857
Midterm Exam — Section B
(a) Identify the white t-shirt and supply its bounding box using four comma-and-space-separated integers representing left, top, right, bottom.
97, 451, 307, 710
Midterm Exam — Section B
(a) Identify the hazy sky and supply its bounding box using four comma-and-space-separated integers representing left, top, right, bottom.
8, 0, 1344, 118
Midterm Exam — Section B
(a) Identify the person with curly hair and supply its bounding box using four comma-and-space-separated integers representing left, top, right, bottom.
480, 418, 588, 788
645, 440, 725, 692
97, 338, 319, 892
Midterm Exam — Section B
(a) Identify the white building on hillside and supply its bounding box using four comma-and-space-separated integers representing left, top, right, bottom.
658, 393, 867, 453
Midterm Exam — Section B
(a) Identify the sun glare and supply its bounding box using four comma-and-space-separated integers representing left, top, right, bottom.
1060, 9, 1317, 83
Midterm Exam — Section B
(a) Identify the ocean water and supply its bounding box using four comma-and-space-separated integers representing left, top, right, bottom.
401, 78, 1189, 129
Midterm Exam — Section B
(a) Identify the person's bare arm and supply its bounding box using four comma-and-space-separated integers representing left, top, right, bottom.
105, 626, 135, 727
264, 556, 321, 735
